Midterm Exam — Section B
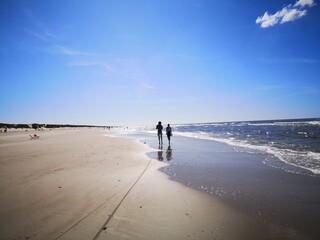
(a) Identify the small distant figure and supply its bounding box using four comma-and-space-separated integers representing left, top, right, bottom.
29, 134, 40, 140
166, 124, 172, 145
156, 121, 163, 145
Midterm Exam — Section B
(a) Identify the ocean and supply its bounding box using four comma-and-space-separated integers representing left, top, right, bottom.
122, 118, 320, 237
141, 118, 320, 175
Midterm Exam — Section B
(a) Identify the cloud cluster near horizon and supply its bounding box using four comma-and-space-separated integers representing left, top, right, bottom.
256, 0, 316, 28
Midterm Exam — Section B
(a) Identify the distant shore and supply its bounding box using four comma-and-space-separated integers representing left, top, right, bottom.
0, 122, 115, 130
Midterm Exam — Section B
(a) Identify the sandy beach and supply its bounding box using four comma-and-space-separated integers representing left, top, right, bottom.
0, 129, 275, 240
0, 129, 318, 239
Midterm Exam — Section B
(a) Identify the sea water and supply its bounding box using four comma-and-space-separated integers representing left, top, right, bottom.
141, 118, 320, 175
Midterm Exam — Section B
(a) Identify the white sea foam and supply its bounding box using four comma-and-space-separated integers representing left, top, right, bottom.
307, 121, 320, 126
160, 120, 320, 128
247, 121, 308, 126
307, 151, 320, 160
173, 123, 226, 128
145, 130, 157, 134
173, 131, 320, 175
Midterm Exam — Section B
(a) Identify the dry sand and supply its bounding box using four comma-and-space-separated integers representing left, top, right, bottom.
1, 129, 271, 240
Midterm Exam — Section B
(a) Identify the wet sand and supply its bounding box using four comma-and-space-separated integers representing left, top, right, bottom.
141, 134, 320, 240
0, 129, 281, 240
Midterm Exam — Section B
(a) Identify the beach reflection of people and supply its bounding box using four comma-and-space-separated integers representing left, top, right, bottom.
166, 124, 172, 145
157, 145, 163, 161
156, 121, 163, 145
166, 145, 172, 161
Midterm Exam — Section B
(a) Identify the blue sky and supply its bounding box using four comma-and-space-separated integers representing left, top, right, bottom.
0, 0, 319, 126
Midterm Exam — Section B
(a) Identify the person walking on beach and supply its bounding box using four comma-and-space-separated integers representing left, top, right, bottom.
156, 121, 163, 145
166, 124, 172, 145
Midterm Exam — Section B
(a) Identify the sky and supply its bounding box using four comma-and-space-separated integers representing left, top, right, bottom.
0, 0, 319, 126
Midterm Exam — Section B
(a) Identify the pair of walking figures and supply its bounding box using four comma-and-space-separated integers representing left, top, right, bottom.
156, 121, 172, 146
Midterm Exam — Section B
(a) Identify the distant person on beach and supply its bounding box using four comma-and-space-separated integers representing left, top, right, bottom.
156, 121, 163, 145
166, 124, 172, 145
29, 134, 40, 140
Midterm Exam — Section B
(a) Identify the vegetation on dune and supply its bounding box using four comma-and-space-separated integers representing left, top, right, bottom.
0, 123, 111, 129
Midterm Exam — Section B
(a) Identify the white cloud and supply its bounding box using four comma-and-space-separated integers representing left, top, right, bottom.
257, 57, 320, 64
301, 86, 320, 94
256, 12, 279, 28
139, 81, 154, 90
281, 8, 307, 23
256, 85, 285, 90
256, 0, 315, 28
24, 28, 51, 42
46, 45, 96, 56
294, 0, 315, 7
23, 9, 57, 42
68, 60, 112, 71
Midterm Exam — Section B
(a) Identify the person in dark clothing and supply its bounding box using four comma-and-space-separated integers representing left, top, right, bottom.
166, 124, 172, 145
156, 121, 163, 145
